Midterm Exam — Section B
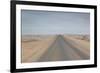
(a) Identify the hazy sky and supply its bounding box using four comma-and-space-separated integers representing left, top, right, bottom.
21, 10, 90, 35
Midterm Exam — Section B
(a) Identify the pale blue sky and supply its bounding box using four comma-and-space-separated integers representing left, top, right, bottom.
21, 10, 90, 35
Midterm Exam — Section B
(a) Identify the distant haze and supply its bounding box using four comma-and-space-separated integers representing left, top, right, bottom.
21, 10, 90, 35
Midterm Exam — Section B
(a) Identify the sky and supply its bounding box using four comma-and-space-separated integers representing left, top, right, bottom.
21, 10, 90, 35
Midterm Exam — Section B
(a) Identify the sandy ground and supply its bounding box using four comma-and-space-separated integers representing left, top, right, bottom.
63, 35, 90, 55
21, 35, 56, 63
21, 35, 90, 63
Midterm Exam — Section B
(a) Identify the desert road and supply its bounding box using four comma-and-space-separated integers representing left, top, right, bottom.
22, 35, 90, 63
37, 35, 90, 62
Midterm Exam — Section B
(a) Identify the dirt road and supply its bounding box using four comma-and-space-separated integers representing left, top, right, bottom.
37, 35, 90, 62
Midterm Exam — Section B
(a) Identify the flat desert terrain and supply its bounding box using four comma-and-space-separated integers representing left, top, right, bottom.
21, 35, 90, 63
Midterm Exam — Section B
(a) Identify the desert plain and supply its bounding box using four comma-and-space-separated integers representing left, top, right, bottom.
21, 35, 90, 63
